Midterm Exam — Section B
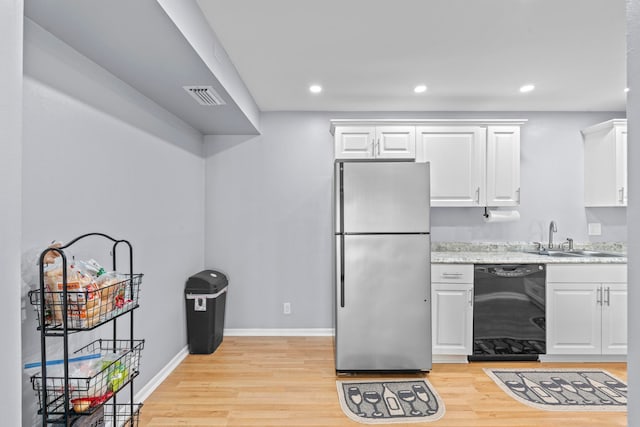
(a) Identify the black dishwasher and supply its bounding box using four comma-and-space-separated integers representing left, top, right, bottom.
469, 264, 546, 361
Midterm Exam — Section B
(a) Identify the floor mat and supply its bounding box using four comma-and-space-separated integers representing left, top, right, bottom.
336, 378, 445, 424
485, 368, 627, 411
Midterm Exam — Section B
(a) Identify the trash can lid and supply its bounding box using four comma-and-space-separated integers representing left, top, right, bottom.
185, 270, 228, 294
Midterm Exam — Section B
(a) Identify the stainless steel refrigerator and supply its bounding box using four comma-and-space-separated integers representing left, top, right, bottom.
334, 160, 431, 372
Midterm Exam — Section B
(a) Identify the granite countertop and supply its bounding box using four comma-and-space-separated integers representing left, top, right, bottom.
431, 242, 627, 264
431, 251, 627, 264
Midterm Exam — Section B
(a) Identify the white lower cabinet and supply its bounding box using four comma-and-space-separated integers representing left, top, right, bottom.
546, 264, 627, 356
431, 264, 473, 356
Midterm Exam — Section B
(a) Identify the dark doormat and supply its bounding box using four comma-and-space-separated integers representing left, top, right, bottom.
336, 379, 445, 424
485, 368, 627, 411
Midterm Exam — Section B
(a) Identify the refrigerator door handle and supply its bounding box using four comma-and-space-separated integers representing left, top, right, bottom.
338, 163, 345, 307
340, 234, 345, 308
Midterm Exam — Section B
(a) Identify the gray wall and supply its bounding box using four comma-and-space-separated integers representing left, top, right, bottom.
204, 114, 335, 329
626, 0, 639, 424
204, 111, 624, 330
21, 23, 205, 426
1, 0, 24, 424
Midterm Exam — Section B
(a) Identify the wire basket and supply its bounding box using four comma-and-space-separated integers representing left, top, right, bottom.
31, 339, 144, 416
29, 274, 142, 331
45, 403, 143, 427
103, 403, 143, 427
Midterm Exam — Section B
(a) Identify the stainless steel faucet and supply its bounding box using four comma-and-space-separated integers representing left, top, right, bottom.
548, 220, 557, 249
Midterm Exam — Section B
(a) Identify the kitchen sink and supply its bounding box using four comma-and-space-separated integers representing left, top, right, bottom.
526, 250, 581, 257
564, 250, 625, 258
526, 249, 624, 258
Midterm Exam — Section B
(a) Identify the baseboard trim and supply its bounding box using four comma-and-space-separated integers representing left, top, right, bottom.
224, 328, 335, 337
433, 354, 469, 364
134, 345, 189, 403
539, 354, 627, 363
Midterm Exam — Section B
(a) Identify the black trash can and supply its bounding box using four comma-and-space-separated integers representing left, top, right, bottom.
185, 270, 228, 354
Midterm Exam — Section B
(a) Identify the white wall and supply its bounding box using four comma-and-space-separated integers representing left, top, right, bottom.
626, 0, 639, 424
1, 0, 24, 425
204, 111, 624, 330
21, 24, 205, 425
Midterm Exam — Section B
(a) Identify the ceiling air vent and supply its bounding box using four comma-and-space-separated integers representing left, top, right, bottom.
183, 86, 226, 106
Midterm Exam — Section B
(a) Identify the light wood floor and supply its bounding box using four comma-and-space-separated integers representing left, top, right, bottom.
139, 337, 627, 426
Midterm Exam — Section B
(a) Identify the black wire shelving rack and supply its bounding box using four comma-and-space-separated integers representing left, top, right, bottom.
28, 233, 144, 426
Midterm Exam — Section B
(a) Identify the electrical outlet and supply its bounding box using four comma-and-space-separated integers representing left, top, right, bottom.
588, 223, 602, 236
283, 302, 291, 315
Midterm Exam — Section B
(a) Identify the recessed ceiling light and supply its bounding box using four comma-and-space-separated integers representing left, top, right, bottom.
625, 87, 630, 93
414, 85, 427, 93
519, 84, 535, 93
309, 84, 322, 94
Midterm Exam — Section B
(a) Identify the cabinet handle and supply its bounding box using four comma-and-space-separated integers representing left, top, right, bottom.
476, 187, 480, 204
619, 187, 625, 203
605, 287, 611, 306
597, 287, 602, 305
377, 138, 381, 156
442, 272, 463, 278
467, 289, 473, 307
516, 187, 521, 203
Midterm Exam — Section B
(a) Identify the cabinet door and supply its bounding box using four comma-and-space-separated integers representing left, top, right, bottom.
615, 125, 627, 206
583, 120, 627, 207
486, 126, 520, 206
431, 283, 473, 355
601, 283, 627, 354
334, 126, 375, 159
376, 126, 416, 159
546, 283, 601, 355
417, 126, 485, 207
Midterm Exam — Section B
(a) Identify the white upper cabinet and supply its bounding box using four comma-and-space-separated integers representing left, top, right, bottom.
417, 123, 522, 207
334, 126, 375, 159
486, 126, 521, 206
417, 126, 486, 207
376, 126, 416, 158
330, 119, 525, 207
334, 125, 416, 159
582, 119, 627, 207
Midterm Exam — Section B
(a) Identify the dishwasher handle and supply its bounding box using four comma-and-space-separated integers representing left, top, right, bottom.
477, 264, 545, 278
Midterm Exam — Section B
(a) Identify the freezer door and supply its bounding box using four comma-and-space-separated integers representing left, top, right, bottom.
341, 161, 430, 233
336, 234, 431, 371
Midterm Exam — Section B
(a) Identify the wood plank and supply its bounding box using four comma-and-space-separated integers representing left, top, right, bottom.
139, 337, 627, 426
